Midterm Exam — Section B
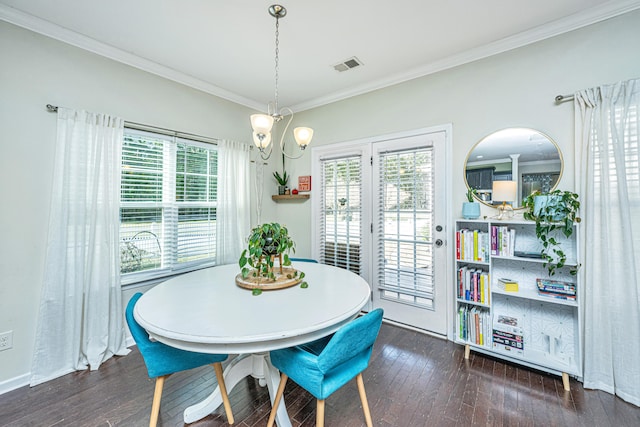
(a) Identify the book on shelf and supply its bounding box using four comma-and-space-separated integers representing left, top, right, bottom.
498, 277, 519, 292
456, 228, 490, 262
536, 278, 576, 300
456, 266, 490, 303
457, 305, 491, 348
490, 225, 516, 257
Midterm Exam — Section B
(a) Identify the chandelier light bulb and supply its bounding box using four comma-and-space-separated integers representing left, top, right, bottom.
293, 127, 314, 148
253, 131, 272, 149
250, 114, 275, 135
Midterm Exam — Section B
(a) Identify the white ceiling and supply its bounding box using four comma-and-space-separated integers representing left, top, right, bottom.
2, 0, 639, 112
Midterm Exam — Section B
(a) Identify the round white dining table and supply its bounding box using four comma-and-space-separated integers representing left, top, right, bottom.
134, 261, 371, 425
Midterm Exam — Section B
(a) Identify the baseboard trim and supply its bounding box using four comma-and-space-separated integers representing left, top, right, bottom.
1, 340, 137, 396
0, 373, 30, 395
381, 318, 448, 340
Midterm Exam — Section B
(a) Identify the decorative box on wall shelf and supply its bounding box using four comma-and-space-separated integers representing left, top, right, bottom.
271, 194, 310, 202
454, 218, 582, 391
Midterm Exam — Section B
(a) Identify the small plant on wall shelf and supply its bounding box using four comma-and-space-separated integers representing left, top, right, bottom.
273, 153, 289, 195
273, 170, 288, 187
522, 189, 581, 276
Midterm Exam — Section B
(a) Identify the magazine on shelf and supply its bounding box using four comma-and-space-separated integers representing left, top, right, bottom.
492, 313, 524, 355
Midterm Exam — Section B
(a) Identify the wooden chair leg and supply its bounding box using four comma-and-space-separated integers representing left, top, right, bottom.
213, 362, 234, 424
267, 373, 289, 427
149, 375, 167, 427
356, 373, 373, 427
316, 399, 325, 427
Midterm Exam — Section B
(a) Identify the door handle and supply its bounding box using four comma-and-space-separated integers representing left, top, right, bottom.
435, 239, 444, 247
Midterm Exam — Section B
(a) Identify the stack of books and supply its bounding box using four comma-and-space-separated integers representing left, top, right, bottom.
498, 278, 518, 292
492, 314, 524, 356
536, 278, 576, 300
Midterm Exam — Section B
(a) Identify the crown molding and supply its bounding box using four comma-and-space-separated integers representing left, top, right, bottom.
291, 0, 640, 112
3, 1, 640, 113
0, 4, 264, 111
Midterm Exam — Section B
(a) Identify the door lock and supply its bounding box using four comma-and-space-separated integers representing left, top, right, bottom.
435, 239, 444, 247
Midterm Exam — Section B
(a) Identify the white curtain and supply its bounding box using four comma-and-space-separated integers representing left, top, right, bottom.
30, 108, 129, 386
216, 140, 251, 265
575, 78, 640, 406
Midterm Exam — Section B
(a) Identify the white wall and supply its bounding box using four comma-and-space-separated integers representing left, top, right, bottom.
0, 21, 254, 388
270, 10, 640, 257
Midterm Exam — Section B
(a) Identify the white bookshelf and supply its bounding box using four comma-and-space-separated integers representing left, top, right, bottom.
454, 219, 582, 391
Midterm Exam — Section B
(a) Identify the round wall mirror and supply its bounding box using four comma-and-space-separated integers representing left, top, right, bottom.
464, 128, 563, 209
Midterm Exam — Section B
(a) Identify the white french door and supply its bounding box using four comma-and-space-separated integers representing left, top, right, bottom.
312, 126, 449, 335
371, 131, 447, 333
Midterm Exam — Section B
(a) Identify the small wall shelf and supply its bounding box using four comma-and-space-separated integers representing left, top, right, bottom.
272, 194, 310, 202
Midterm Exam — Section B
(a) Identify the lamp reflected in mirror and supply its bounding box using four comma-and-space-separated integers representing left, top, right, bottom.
492, 181, 517, 220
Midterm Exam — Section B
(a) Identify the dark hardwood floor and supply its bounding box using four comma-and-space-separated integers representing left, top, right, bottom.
1, 322, 638, 426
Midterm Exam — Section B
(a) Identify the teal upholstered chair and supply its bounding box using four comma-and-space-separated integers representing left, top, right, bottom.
126, 293, 234, 427
289, 257, 319, 263
267, 309, 384, 427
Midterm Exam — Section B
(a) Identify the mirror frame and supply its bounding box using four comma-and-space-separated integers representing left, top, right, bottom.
464, 128, 564, 209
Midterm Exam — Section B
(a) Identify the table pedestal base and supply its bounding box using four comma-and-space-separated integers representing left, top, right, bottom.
184, 352, 290, 427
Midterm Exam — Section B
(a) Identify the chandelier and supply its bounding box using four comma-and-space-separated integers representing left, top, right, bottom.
250, 4, 313, 160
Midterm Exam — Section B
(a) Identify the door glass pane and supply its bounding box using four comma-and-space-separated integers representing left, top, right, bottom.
377, 148, 435, 308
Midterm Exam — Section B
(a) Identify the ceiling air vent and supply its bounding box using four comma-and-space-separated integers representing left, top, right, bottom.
333, 56, 363, 72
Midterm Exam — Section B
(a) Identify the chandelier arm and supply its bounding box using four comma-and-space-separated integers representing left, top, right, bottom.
277, 107, 304, 160
259, 144, 273, 161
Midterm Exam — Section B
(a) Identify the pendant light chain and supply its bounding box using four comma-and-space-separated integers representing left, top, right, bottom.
274, 16, 280, 114
250, 5, 313, 160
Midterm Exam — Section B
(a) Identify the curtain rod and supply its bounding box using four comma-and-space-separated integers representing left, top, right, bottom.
554, 94, 574, 103
46, 104, 218, 144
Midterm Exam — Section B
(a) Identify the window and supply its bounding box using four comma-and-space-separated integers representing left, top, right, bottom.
318, 155, 363, 275
120, 128, 218, 283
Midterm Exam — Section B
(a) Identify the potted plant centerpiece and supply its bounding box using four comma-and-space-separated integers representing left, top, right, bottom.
522, 189, 581, 276
462, 187, 481, 219
237, 222, 306, 293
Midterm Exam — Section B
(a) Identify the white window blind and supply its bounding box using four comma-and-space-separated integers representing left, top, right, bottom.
593, 104, 639, 192
319, 155, 362, 275
376, 147, 435, 309
120, 129, 217, 283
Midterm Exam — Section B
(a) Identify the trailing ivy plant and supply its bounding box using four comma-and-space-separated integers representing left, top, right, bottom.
238, 222, 296, 281
522, 189, 581, 276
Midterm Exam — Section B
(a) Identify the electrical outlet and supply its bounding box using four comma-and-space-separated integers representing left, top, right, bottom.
0, 331, 13, 351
